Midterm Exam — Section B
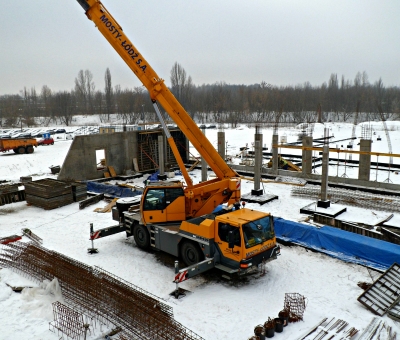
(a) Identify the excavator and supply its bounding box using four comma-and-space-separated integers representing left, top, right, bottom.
75, 0, 280, 281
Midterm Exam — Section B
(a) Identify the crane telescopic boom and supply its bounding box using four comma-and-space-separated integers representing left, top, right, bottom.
75, 0, 241, 217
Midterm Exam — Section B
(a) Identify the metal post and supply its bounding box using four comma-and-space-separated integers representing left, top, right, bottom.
141, 104, 145, 130
88, 223, 98, 254
174, 260, 179, 299
201, 128, 207, 182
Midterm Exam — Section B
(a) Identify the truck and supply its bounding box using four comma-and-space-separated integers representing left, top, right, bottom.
75, 0, 280, 281
0, 138, 38, 154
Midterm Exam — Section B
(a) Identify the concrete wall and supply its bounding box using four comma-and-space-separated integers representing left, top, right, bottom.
58, 132, 138, 181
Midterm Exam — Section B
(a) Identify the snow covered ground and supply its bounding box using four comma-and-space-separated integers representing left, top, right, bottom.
1, 121, 400, 339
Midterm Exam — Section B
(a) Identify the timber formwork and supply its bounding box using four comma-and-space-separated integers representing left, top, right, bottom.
0, 183, 25, 206
137, 129, 187, 172
0, 242, 204, 340
71, 182, 87, 202
25, 178, 73, 210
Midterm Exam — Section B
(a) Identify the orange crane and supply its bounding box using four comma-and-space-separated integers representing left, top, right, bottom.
75, 0, 280, 279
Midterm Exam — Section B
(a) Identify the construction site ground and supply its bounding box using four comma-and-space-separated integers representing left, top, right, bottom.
1, 121, 400, 339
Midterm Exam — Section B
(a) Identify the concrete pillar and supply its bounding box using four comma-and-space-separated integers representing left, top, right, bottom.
201, 128, 207, 181
252, 128, 263, 196
123, 132, 130, 173
317, 128, 330, 208
358, 139, 372, 181
272, 134, 279, 174
302, 136, 313, 175
157, 135, 167, 180
217, 131, 226, 160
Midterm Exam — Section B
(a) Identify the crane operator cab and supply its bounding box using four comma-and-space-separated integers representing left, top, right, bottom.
214, 209, 279, 275
141, 182, 186, 224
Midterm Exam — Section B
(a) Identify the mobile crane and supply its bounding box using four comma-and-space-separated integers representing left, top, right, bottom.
75, 0, 280, 280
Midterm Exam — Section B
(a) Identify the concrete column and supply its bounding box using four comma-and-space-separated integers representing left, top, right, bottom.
302, 136, 313, 175
201, 128, 207, 181
252, 128, 263, 196
318, 128, 330, 208
157, 135, 167, 180
272, 134, 279, 174
217, 131, 226, 160
358, 139, 372, 181
123, 132, 130, 173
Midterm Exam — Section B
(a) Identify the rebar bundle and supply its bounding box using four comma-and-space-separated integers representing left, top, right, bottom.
0, 242, 204, 340
284, 293, 307, 322
291, 185, 400, 213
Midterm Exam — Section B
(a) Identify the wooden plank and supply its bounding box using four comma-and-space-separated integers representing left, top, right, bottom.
95, 198, 118, 213
108, 166, 117, 177
104, 172, 111, 178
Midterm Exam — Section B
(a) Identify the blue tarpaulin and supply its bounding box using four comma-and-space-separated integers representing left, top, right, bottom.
86, 182, 142, 198
274, 217, 400, 271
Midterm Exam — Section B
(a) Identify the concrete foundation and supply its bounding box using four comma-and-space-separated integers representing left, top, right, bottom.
241, 192, 278, 205
300, 202, 346, 217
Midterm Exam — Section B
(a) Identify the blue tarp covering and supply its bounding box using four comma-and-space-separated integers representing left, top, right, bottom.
86, 182, 142, 198
274, 217, 400, 271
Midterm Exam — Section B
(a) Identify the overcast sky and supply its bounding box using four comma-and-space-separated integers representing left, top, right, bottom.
1, 0, 399, 95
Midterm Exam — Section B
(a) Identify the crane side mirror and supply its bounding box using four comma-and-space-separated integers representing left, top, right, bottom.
228, 230, 235, 249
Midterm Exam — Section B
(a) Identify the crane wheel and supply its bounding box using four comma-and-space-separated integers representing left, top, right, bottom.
180, 241, 204, 267
17, 147, 26, 154
26, 146, 34, 154
133, 225, 150, 250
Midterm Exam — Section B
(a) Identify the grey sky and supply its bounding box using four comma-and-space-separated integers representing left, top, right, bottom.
1, 0, 399, 95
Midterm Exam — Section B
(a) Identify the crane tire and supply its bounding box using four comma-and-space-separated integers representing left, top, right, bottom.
17, 147, 26, 154
180, 241, 204, 267
26, 146, 34, 153
133, 225, 150, 250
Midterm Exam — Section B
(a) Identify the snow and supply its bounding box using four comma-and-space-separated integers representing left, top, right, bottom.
1, 121, 400, 339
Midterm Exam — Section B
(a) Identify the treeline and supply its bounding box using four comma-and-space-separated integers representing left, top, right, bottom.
0, 65, 399, 128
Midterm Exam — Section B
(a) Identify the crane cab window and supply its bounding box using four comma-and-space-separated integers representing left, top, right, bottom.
218, 223, 241, 247
242, 216, 274, 248
165, 188, 184, 205
143, 187, 184, 211
143, 189, 165, 210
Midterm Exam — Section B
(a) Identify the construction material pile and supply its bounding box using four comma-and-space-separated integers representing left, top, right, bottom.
25, 178, 73, 209
0, 242, 204, 340
0, 183, 25, 206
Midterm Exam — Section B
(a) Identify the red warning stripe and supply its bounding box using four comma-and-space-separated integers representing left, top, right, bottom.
174, 270, 188, 283
236, 179, 241, 190
90, 231, 101, 240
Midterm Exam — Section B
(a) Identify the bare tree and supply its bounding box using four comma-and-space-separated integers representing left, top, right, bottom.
40, 85, 52, 124
75, 69, 95, 115
170, 62, 194, 116
52, 91, 75, 126
104, 68, 113, 121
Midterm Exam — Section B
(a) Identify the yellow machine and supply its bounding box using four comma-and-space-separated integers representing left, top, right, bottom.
77, 0, 280, 279
0, 138, 37, 154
